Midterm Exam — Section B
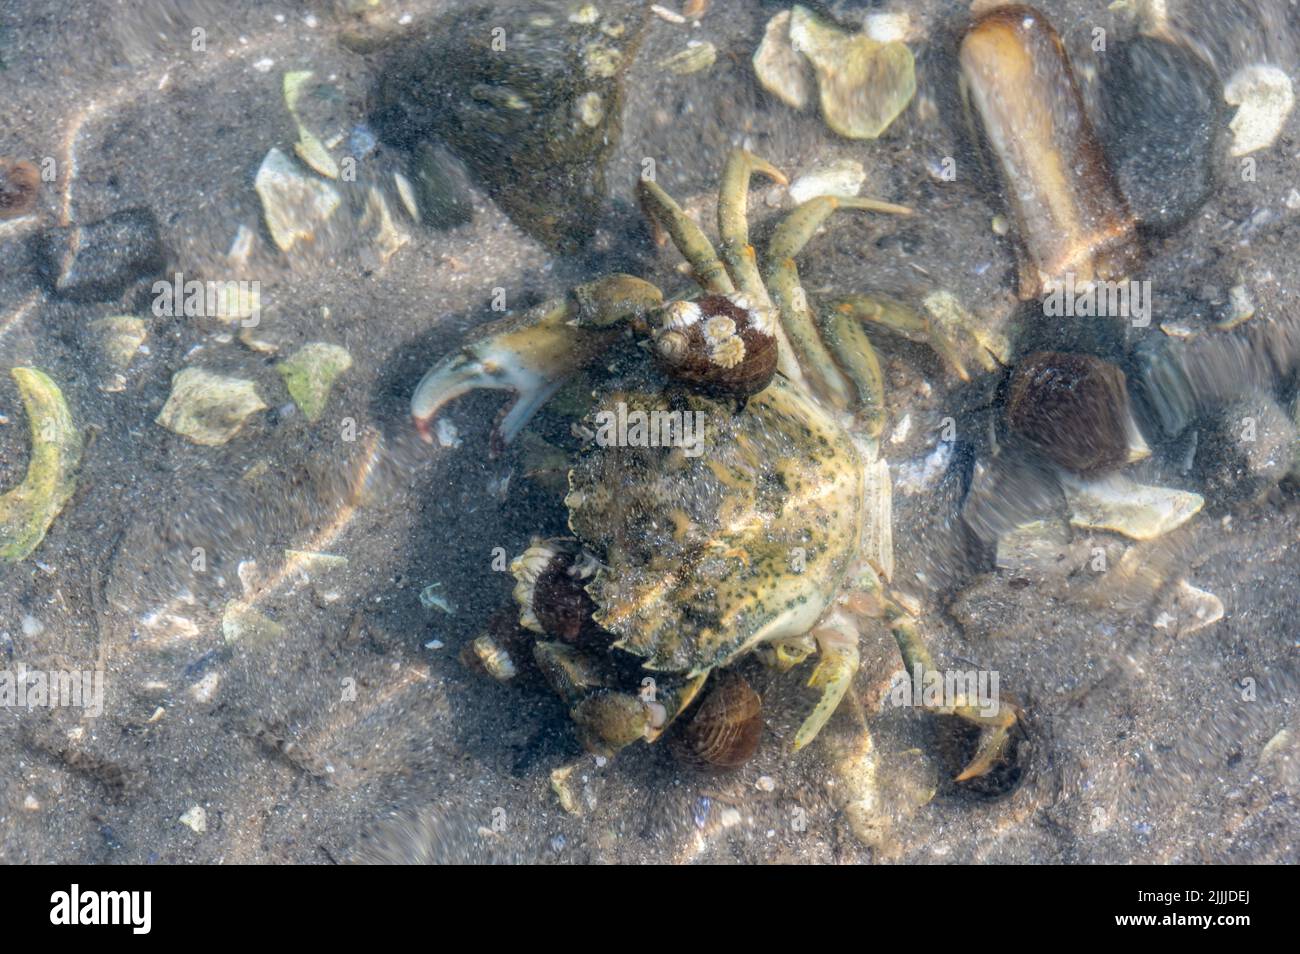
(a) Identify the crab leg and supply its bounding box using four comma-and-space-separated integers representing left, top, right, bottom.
637, 177, 734, 295
886, 602, 1018, 781
717, 149, 787, 306
792, 611, 860, 751
829, 294, 972, 383
765, 196, 911, 412
819, 308, 886, 437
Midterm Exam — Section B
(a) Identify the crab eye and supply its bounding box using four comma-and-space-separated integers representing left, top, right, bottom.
650, 294, 778, 397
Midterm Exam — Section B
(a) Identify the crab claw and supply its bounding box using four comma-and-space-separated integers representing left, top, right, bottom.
412, 300, 617, 455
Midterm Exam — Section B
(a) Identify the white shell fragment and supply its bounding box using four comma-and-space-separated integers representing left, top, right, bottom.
1061, 472, 1204, 541
179, 806, 208, 833
1224, 64, 1295, 157
254, 147, 342, 252
222, 601, 285, 645
89, 316, 147, 370
360, 187, 410, 264
753, 11, 813, 110
1152, 579, 1225, 637
284, 71, 340, 179
419, 583, 455, 614
788, 158, 866, 203
189, 671, 220, 703
659, 41, 716, 75
156, 368, 267, 445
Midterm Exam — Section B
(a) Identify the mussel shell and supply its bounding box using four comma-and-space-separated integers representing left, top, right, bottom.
1006, 351, 1136, 475
652, 294, 778, 397
671, 671, 762, 770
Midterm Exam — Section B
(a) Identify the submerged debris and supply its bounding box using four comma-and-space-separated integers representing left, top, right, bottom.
960, 6, 1139, 297
156, 368, 267, 445
419, 582, 455, 614
89, 315, 147, 370
1098, 34, 1221, 233
0, 368, 82, 562
372, 1, 648, 252
179, 805, 208, 834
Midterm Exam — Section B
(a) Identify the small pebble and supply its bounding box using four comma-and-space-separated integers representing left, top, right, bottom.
756, 775, 776, 792
179, 806, 208, 834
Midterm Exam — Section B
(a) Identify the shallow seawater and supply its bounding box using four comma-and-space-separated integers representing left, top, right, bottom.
0, 0, 1297, 865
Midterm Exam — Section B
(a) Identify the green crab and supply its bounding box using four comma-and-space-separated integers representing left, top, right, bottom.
414, 149, 1018, 779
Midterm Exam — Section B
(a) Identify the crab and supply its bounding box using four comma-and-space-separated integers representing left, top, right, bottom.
413, 149, 1019, 779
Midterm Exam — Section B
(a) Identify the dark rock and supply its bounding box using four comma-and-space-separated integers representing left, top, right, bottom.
371, 1, 648, 253
410, 142, 474, 231
1099, 35, 1223, 234
32, 208, 165, 302
1197, 392, 1296, 505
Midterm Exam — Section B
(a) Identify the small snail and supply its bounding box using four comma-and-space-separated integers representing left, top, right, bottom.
650, 293, 779, 397
1006, 351, 1149, 475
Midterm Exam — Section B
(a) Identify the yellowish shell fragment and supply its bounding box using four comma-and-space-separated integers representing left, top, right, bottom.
0, 368, 83, 562
788, 5, 916, 140
156, 368, 268, 445
277, 342, 352, 422
1061, 472, 1204, 541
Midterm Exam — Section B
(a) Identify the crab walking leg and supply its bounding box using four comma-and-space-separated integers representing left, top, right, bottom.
636, 177, 734, 294
717, 149, 787, 305
830, 294, 971, 383
412, 297, 620, 453
765, 196, 912, 411
819, 307, 886, 438
792, 611, 861, 751
886, 602, 1018, 781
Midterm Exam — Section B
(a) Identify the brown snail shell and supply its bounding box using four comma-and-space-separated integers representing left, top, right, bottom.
672, 671, 762, 770
651, 293, 778, 397
0, 158, 39, 221
510, 538, 600, 643
1006, 351, 1148, 475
